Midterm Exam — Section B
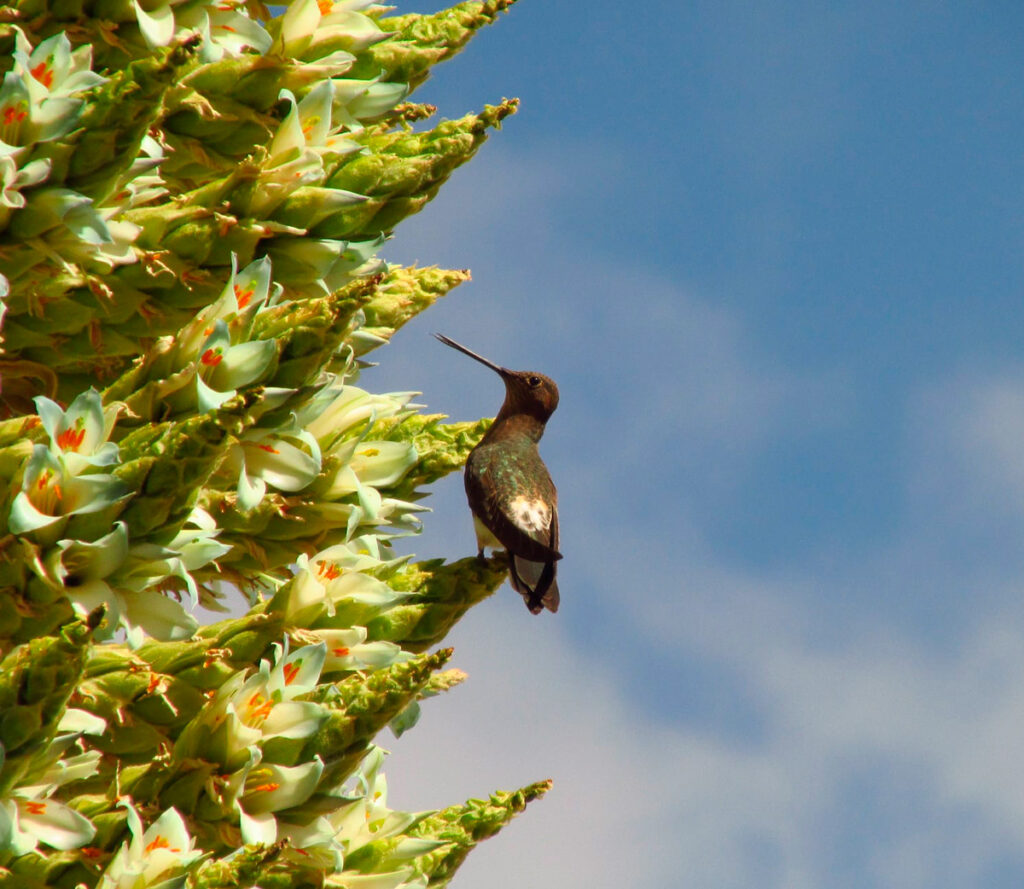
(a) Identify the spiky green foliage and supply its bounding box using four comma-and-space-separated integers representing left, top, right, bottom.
0, 2, 547, 886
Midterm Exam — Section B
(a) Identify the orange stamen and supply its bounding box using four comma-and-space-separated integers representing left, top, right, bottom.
56, 424, 87, 452
301, 115, 320, 137
234, 283, 255, 308
24, 801, 47, 815
30, 61, 54, 88
251, 782, 281, 793
257, 443, 279, 454
2, 103, 27, 125
200, 348, 223, 366
317, 562, 340, 581
283, 662, 300, 685
246, 692, 273, 723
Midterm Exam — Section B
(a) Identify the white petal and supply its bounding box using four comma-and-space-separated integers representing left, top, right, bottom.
17, 798, 95, 850
135, 3, 175, 46
261, 701, 328, 740
239, 806, 278, 845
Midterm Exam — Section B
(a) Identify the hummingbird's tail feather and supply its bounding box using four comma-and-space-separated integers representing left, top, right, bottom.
510, 554, 559, 614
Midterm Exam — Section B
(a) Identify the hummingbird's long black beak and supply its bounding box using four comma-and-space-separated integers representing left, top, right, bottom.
435, 334, 508, 376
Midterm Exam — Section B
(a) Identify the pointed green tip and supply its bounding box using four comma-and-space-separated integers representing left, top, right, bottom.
357, 265, 471, 346
363, 555, 507, 652
408, 777, 553, 883
481, 97, 519, 128
523, 778, 554, 800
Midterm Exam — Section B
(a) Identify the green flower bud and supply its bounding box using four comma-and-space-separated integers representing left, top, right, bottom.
323, 100, 517, 239
182, 844, 278, 889
374, 415, 490, 500
113, 391, 259, 540
356, 265, 470, 352
183, 55, 297, 113
364, 556, 507, 652
410, 779, 552, 884
302, 648, 452, 786
0, 610, 99, 794
248, 277, 379, 390
353, 1, 517, 91
112, 613, 278, 694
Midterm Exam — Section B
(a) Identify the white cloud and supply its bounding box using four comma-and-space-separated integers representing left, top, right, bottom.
915, 369, 1024, 515
383, 556, 1024, 889
374, 142, 851, 527
369, 141, 1024, 889
380, 359, 1024, 889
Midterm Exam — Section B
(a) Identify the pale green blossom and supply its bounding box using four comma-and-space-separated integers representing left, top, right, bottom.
0, 793, 96, 856
176, 641, 329, 768
195, 319, 277, 412
225, 748, 325, 845
97, 801, 201, 889
11, 27, 106, 104
288, 548, 410, 621
313, 626, 409, 672
325, 748, 441, 865
35, 388, 120, 471
38, 522, 200, 647
8, 446, 130, 543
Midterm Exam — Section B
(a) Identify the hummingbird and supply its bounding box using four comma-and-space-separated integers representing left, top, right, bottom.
435, 334, 562, 614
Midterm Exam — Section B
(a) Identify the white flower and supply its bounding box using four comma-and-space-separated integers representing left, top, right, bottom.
324, 440, 418, 498
97, 802, 200, 889
8, 446, 130, 543
0, 794, 95, 856
324, 748, 440, 864
35, 388, 120, 471
0, 155, 50, 212
312, 626, 409, 672
176, 641, 329, 768
288, 548, 410, 621
11, 27, 106, 104
226, 749, 325, 845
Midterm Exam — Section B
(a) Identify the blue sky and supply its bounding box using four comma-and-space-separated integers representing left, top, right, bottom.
363, 3, 1024, 887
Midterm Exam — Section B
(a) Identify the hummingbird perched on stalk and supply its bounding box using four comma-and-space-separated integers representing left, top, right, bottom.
435, 334, 562, 614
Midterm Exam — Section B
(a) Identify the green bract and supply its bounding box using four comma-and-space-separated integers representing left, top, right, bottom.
0, 2, 544, 887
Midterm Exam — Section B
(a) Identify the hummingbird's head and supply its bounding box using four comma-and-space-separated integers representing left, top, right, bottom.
435, 334, 560, 424
500, 368, 559, 421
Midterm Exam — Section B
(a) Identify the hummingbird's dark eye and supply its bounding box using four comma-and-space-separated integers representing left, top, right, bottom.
527, 376, 542, 387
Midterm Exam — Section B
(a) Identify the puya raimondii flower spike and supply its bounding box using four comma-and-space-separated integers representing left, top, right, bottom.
0, 2, 548, 887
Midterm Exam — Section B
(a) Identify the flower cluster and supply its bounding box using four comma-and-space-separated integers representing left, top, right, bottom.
0, 1, 547, 887
0, 708, 105, 858
0, 28, 121, 259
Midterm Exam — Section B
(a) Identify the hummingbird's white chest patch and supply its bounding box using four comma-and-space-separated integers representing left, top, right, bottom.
509, 495, 551, 534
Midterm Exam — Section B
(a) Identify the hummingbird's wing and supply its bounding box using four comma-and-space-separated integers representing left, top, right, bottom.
509, 505, 559, 614
465, 459, 563, 563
